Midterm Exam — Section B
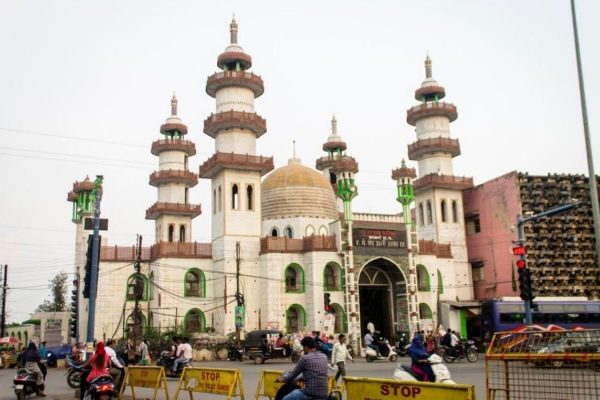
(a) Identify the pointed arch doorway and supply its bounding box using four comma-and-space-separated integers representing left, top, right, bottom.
358, 258, 408, 341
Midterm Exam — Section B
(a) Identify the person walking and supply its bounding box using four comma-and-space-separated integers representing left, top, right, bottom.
138, 337, 151, 366
331, 334, 354, 386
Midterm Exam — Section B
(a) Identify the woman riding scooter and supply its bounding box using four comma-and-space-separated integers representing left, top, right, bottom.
407, 335, 435, 382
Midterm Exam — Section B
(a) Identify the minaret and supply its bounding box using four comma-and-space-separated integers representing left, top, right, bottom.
316, 116, 360, 351
406, 55, 473, 300
199, 18, 274, 334
146, 95, 200, 243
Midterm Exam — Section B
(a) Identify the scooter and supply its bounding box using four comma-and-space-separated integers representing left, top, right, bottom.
393, 354, 455, 384
156, 351, 193, 377
82, 374, 115, 400
395, 333, 410, 357
13, 367, 45, 399
65, 357, 82, 389
364, 340, 398, 362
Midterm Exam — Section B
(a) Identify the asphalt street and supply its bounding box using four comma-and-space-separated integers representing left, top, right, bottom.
0, 357, 485, 399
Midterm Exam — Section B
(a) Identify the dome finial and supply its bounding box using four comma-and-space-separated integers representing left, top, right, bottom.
331, 114, 337, 135
401, 158, 406, 168
425, 53, 432, 79
171, 92, 178, 116
230, 14, 238, 44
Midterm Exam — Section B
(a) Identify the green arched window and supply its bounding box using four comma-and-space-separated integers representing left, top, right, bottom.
285, 304, 307, 334
149, 272, 155, 300
125, 310, 146, 339
323, 262, 344, 291
331, 303, 347, 333
126, 273, 149, 301
284, 264, 305, 293
184, 268, 206, 297
437, 270, 444, 294
184, 309, 206, 333
416, 264, 430, 292
419, 303, 433, 319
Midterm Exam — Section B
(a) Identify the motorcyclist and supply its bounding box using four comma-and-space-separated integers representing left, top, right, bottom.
20, 342, 46, 397
172, 336, 192, 375
79, 342, 111, 400
105, 339, 125, 393
373, 331, 389, 357
408, 335, 435, 382
364, 331, 379, 355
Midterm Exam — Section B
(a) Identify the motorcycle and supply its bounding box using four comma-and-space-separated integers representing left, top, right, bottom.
82, 374, 115, 400
227, 343, 244, 361
65, 357, 82, 389
156, 351, 192, 377
364, 339, 398, 362
442, 340, 478, 363
13, 367, 45, 400
393, 354, 455, 384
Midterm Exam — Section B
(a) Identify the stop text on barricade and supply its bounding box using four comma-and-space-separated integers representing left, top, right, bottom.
174, 367, 244, 400
119, 366, 170, 400
343, 377, 476, 400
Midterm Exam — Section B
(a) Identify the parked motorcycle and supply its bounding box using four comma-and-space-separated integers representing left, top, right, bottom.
82, 374, 115, 400
156, 351, 192, 377
13, 367, 45, 399
393, 354, 455, 384
65, 357, 82, 389
442, 340, 478, 363
364, 339, 398, 362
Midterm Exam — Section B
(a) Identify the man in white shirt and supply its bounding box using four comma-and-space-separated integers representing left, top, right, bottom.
105, 340, 124, 392
450, 330, 459, 347
331, 334, 354, 385
173, 337, 192, 373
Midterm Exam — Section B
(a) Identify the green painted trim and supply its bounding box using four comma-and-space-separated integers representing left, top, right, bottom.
123, 311, 147, 339
459, 309, 467, 338
331, 303, 347, 333
323, 262, 344, 291
126, 273, 149, 302
416, 264, 431, 292
418, 303, 433, 319
184, 308, 207, 333
284, 263, 305, 293
183, 268, 206, 298
437, 270, 444, 294
285, 304, 307, 334
149, 272, 154, 300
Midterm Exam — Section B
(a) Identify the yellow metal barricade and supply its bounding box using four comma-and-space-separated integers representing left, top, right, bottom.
343, 376, 476, 400
254, 369, 337, 399
119, 366, 169, 400
174, 367, 244, 400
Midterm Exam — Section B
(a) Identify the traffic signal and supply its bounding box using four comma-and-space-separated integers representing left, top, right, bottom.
324, 292, 332, 313
517, 262, 533, 301
83, 235, 93, 298
70, 278, 79, 339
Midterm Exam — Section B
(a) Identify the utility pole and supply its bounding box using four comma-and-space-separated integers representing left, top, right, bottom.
86, 175, 103, 345
1, 264, 7, 337
132, 235, 143, 352
234, 242, 244, 347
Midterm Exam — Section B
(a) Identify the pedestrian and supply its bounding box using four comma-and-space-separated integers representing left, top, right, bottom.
331, 334, 354, 386
138, 337, 151, 366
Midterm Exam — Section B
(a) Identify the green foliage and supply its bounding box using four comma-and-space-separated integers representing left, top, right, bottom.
34, 272, 69, 312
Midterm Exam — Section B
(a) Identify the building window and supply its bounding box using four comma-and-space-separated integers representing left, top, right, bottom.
319, 225, 328, 235
168, 224, 174, 242
246, 185, 254, 210
471, 260, 485, 282
149, 272, 155, 300
218, 186, 222, 212
437, 270, 444, 294
213, 189, 216, 215
419, 303, 433, 319
285, 264, 305, 293
441, 200, 447, 223
286, 304, 306, 334
285, 226, 293, 238
466, 214, 481, 235
271, 227, 279, 237
452, 200, 458, 223
305, 225, 315, 236
179, 225, 185, 242
418, 203, 424, 226
126, 274, 148, 301
185, 269, 205, 297
232, 184, 239, 210
184, 309, 206, 333
416, 264, 430, 291
185, 187, 189, 204
426, 200, 433, 225
324, 262, 343, 291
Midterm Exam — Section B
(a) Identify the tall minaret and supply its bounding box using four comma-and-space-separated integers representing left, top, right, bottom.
406, 55, 473, 300
146, 95, 200, 243
199, 18, 274, 334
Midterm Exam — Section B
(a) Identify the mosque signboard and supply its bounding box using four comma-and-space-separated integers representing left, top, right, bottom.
352, 222, 408, 256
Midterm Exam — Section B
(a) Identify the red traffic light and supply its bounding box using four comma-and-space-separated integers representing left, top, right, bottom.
513, 245, 527, 256
516, 259, 526, 269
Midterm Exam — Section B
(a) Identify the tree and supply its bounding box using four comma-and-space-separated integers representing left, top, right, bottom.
35, 272, 68, 312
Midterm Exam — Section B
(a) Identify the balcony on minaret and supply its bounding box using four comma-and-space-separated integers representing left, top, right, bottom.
203, 110, 267, 138
199, 152, 274, 179
217, 51, 252, 71
72, 179, 94, 193
145, 202, 202, 220
260, 234, 338, 254
206, 71, 264, 98
151, 139, 196, 157
149, 169, 198, 187
406, 102, 457, 126
331, 157, 359, 174
407, 137, 461, 160
413, 173, 473, 193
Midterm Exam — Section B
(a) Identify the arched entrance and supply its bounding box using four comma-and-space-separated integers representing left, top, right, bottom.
358, 258, 408, 341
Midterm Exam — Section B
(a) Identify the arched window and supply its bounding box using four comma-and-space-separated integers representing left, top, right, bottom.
168, 224, 174, 242
285, 226, 293, 238
437, 270, 444, 294
149, 271, 155, 300
184, 268, 205, 297
213, 189, 216, 215
285, 264, 305, 293
419, 303, 433, 319
418, 203, 424, 226
271, 227, 279, 237
323, 262, 343, 291
184, 309, 206, 333
17, 332, 22, 342
126, 273, 148, 301
285, 304, 307, 334
218, 186, 222, 212
416, 264, 430, 291
232, 184, 239, 210
426, 200, 433, 225
125, 310, 146, 339
331, 304, 347, 333
179, 225, 186, 243
318, 225, 328, 235
246, 185, 253, 210
441, 200, 447, 223
24, 331, 28, 344
305, 225, 315, 236
452, 200, 458, 223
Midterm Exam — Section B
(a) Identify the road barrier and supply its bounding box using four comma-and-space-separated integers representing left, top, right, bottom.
343, 377, 475, 400
119, 366, 170, 400
174, 367, 244, 399
254, 369, 285, 399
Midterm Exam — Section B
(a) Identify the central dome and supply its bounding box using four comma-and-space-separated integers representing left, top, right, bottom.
262, 158, 339, 220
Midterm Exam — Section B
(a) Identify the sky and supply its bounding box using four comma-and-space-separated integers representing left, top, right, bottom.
0, 0, 598, 323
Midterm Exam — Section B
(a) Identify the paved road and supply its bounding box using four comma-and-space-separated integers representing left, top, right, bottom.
0, 357, 485, 399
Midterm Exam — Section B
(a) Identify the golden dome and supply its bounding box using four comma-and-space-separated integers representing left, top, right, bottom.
262, 158, 338, 220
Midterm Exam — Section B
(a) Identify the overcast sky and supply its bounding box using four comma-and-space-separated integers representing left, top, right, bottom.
1, 0, 598, 323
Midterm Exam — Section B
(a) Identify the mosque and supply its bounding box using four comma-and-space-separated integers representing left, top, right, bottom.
67, 18, 476, 347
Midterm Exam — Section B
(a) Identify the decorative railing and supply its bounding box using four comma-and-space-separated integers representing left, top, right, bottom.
408, 137, 461, 160
206, 71, 264, 97
149, 169, 198, 187
100, 246, 151, 261
418, 239, 452, 258
199, 152, 274, 178
260, 235, 337, 254
149, 241, 212, 260
413, 173, 473, 191
406, 102, 457, 125
151, 139, 196, 156
145, 202, 202, 220
72, 180, 94, 193
217, 51, 252, 69
203, 110, 267, 138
